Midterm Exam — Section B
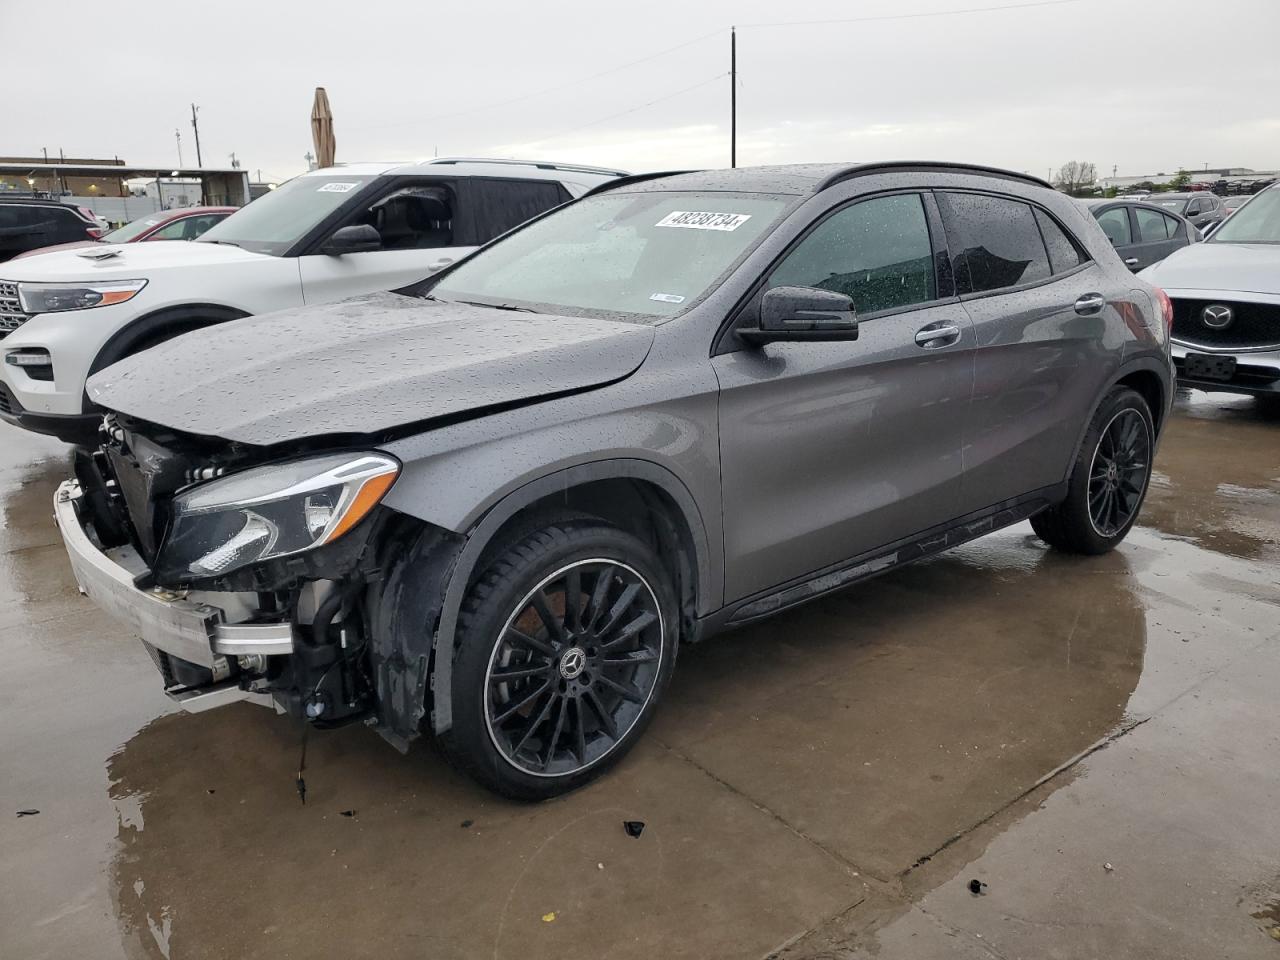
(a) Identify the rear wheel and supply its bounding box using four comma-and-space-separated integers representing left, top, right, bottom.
1032, 386, 1154, 554
439, 518, 677, 800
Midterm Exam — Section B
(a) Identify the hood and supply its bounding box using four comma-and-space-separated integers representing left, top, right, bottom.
12, 239, 99, 260
0, 238, 268, 281
1141, 242, 1280, 296
87, 293, 655, 445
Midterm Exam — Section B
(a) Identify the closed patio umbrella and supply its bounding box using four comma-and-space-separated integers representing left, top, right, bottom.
310, 87, 336, 169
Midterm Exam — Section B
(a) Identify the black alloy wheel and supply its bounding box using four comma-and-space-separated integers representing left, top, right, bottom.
485, 559, 664, 778
1087, 408, 1152, 537
1031, 385, 1155, 555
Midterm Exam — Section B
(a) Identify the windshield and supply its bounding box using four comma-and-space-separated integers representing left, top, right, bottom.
196, 174, 378, 255
431, 191, 788, 320
1146, 197, 1189, 214
104, 214, 167, 243
1209, 188, 1280, 243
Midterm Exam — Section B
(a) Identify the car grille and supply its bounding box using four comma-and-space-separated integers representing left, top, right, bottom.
0, 281, 28, 339
1171, 297, 1280, 349
0, 383, 15, 417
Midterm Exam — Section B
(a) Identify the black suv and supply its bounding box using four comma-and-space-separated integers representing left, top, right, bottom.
0, 198, 103, 261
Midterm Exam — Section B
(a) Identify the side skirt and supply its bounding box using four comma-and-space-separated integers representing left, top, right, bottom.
702, 483, 1065, 634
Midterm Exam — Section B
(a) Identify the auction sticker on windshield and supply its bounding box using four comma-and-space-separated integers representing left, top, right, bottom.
317, 182, 359, 193
655, 211, 752, 231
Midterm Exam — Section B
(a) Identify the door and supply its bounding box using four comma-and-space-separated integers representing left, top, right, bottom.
298, 177, 572, 305
1094, 204, 1139, 269
715, 191, 974, 602
299, 179, 473, 304
936, 191, 1118, 513
1130, 206, 1184, 268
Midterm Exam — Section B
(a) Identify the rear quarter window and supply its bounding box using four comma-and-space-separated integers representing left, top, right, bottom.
938, 192, 1051, 294
1033, 208, 1087, 273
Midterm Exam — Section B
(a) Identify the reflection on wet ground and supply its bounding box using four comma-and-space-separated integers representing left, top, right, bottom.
1, 390, 1278, 960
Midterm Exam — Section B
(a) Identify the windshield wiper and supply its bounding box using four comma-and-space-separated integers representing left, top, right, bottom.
451, 298, 540, 314
200, 239, 242, 248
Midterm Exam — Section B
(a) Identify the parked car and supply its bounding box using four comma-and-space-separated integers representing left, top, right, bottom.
0, 158, 625, 442
54, 161, 1173, 799
1222, 195, 1251, 217
0, 198, 105, 262
1144, 191, 1227, 233
1084, 199, 1197, 271
13, 206, 237, 259
1140, 183, 1280, 398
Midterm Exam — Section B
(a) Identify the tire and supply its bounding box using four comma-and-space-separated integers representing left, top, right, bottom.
439, 517, 678, 800
1032, 386, 1154, 555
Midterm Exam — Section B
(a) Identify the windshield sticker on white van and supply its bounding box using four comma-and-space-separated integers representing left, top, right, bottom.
655, 211, 752, 231
317, 182, 359, 193
650, 293, 686, 304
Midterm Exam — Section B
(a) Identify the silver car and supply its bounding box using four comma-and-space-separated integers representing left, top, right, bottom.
1141, 183, 1280, 397
55, 162, 1173, 799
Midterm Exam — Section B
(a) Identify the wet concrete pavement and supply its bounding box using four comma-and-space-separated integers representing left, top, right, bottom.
1, 391, 1277, 959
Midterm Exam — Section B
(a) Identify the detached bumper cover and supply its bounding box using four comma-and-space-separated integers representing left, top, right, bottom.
54, 479, 294, 708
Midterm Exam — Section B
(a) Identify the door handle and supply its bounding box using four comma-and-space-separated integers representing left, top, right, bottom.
915, 324, 961, 347
428, 257, 455, 272
1123, 257, 1139, 267
1074, 293, 1106, 315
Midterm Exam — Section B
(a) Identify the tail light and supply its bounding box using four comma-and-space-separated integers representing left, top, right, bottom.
1152, 286, 1174, 334
86, 227, 104, 239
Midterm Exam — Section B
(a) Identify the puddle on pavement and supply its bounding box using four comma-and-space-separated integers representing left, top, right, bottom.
1, 395, 1277, 958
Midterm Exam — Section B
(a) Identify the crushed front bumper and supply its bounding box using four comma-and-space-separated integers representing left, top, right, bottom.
54, 479, 295, 712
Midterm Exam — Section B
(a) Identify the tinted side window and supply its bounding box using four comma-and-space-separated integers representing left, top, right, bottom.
470, 179, 572, 244
1095, 206, 1132, 245
1134, 207, 1170, 242
1163, 212, 1182, 237
1033, 209, 1085, 273
939, 192, 1050, 294
768, 193, 936, 315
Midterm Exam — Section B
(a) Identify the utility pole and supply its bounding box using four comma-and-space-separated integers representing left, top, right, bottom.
175, 129, 184, 167
730, 26, 737, 168
191, 103, 203, 167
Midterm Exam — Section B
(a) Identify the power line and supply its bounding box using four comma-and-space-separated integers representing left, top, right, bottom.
739, 0, 1081, 29
519, 72, 729, 146
348, 27, 724, 133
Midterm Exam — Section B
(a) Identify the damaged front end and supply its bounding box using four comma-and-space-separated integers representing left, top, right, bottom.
56, 414, 462, 746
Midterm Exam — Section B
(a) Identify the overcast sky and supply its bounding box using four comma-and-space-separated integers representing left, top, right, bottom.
6, 0, 1277, 182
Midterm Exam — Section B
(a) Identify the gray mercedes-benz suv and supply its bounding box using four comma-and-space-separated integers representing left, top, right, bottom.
55, 162, 1174, 799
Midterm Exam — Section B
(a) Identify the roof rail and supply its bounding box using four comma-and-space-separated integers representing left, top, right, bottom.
427, 157, 629, 177
580, 170, 699, 198
817, 161, 1053, 191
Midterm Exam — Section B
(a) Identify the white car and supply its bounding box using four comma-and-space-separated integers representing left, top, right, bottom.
0, 158, 627, 442
1139, 183, 1280, 398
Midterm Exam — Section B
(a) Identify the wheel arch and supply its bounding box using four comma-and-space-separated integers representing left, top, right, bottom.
87, 302, 252, 379
422, 458, 716, 735
1066, 355, 1172, 485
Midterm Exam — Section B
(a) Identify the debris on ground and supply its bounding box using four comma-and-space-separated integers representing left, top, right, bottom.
460, 819, 474, 828
15, 809, 39, 817
339, 810, 357, 818
968, 879, 987, 896
1104, 862, 1115, 872
623, 820, 645, 838
542, 912, 557, 923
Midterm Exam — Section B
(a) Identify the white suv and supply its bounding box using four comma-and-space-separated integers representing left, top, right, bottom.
0, 158, 626, 442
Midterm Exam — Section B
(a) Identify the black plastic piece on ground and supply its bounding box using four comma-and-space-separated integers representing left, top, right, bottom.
624, 820, 645, 838
968, 879, 987, 895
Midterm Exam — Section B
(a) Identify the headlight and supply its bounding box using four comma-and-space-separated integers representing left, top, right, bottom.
18, 279, 147, 314
156, 452, 400, 581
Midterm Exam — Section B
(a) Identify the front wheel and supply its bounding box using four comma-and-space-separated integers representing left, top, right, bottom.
1032, 386, 1154, 555
439, 518, 678, 800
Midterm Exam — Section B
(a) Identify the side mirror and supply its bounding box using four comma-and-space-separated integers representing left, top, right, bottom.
738, 286, 859, 345
320, 224, 382, 255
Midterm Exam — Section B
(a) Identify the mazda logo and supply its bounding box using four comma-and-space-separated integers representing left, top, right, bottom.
1201, 304, 1234, 329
